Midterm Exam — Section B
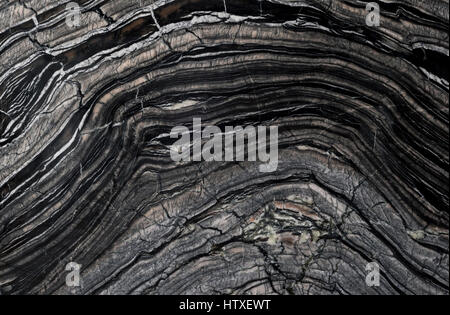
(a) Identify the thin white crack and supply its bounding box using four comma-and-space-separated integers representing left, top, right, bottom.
150, 6, 161, 30
0, 109, 11, 118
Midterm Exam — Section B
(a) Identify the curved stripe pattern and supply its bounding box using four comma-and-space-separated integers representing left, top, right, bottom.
0, 0, 448, 294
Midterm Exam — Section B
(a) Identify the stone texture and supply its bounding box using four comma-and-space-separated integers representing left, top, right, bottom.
0, 0, 448, 295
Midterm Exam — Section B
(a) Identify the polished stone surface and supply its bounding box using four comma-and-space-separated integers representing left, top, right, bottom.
0, 0, 448, 295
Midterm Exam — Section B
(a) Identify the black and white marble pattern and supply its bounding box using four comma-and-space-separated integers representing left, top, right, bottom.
0, 0, 448, 295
